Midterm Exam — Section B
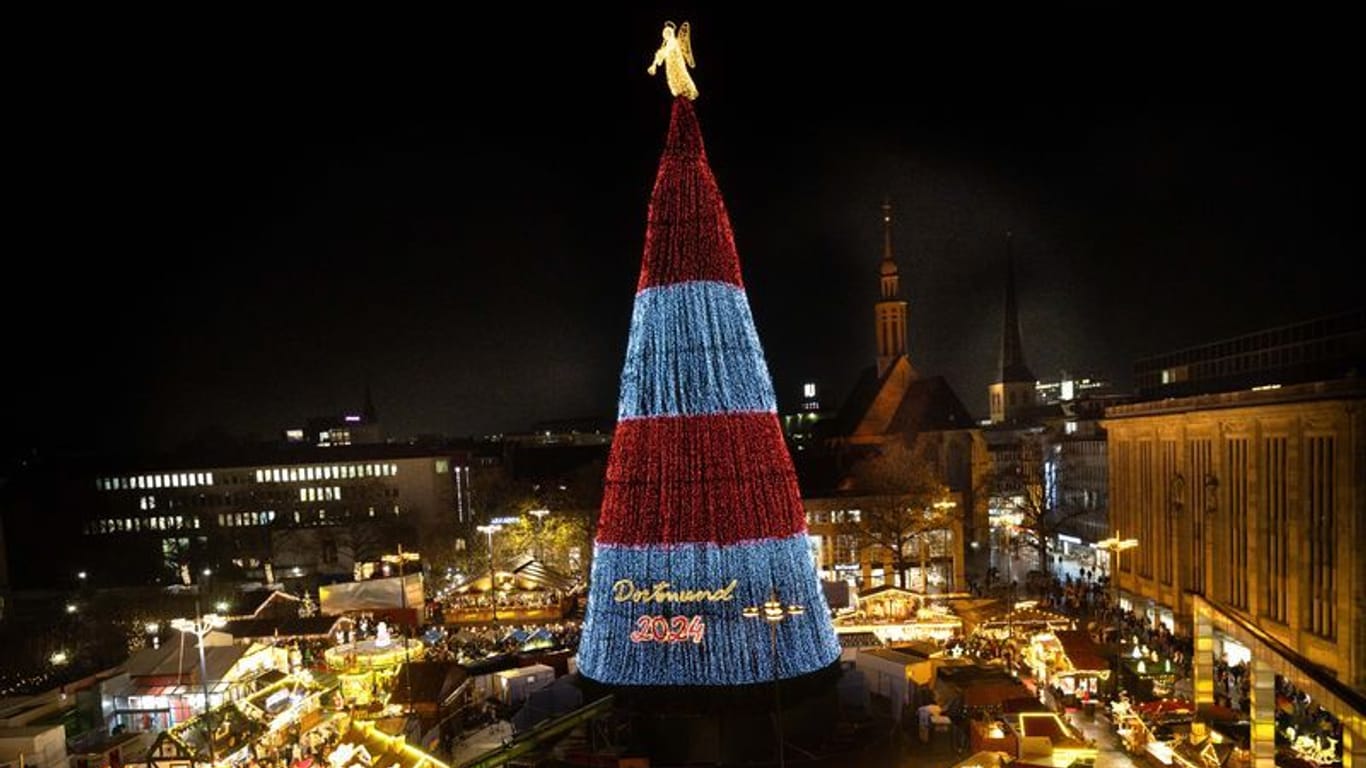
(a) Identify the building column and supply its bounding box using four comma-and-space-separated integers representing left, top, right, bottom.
1345, 723, 1366, 768
1249, 657, 1276, 768
952, 518, 966, 593
1191, 600, 1215, 742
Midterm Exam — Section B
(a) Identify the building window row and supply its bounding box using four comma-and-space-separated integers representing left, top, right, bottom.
254, 463, 397, 483
218, 511, 277, 527
807, 508, 863, 526
87, 515, 199, 534
98, 472, 215, 492
299, 486, 342, 502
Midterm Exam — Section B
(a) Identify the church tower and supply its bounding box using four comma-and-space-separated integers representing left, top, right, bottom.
875, 199, 911, 378
988, 233, 1037, 423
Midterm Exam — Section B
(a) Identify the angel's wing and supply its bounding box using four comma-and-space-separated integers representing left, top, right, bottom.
679, 21, 695, 68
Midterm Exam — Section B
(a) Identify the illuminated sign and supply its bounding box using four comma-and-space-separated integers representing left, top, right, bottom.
611, 578, 738, 604
629, 615, 706, 644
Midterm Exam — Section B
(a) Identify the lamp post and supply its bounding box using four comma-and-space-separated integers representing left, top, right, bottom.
930, 498, 958, 593
476, 524, 503, 623
743, 592, 805, 768
381, 544, 421, 713
1094, 533, 1138, 698
171, 612, 227, 767
528, 508, 549, 564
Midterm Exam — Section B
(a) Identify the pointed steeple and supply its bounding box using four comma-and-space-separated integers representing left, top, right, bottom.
989, 232, 1037, 423
875, 199, 911, 378
998, 232, 1034, 384
879, 199, 898, 298
363, 384, 378, 424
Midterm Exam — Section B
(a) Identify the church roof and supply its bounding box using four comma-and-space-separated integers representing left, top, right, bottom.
833, 361, 976, 438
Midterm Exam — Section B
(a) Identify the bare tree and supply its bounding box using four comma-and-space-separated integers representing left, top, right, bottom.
841, 438, 956, 590
988, 435, 1092, 579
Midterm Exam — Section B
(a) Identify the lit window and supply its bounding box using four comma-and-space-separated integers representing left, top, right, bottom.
300, 488, 309, 502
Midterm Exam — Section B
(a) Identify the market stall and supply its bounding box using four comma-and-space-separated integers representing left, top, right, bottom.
1024, 630, 1109, 702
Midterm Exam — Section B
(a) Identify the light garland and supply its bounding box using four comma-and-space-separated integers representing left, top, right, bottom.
618, 281, 775, 419
596, 413, 806, 545
637, 100, 742, 290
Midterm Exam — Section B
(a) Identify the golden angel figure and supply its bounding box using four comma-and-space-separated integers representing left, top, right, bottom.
647, 21, 698, 100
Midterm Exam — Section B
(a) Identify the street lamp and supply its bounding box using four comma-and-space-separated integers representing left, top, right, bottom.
1094, 533, 1138, 697
381, 544, 421, 713
928, 498, 959, 593
743, 592, 805, 768
476, 524, 503, 622
528, 509, 550, 563
171, 612, 227, 767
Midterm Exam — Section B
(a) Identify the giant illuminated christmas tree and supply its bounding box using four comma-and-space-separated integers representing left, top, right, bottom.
577, 22, 841, 688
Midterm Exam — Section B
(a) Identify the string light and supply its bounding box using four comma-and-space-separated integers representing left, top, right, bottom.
618, 282, 775, 420
596, 414, 806, 545
637, 101, 742, 290
578, 97, 840, 687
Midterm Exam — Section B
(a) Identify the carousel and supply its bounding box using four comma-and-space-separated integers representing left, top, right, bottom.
323, 622, 424, 708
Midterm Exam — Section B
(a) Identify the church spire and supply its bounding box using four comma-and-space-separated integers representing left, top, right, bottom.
998, 232, 1034, 384
875, 198, 910, 378
989, 232, 1037, 423
363, 383, 378, 424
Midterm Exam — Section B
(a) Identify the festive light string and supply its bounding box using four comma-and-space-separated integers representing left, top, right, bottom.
580, 97, 840, 687
637, 101, 743, 290
618, 281, 775, 419
577, 533, 841, 686
597, 413, 805, 546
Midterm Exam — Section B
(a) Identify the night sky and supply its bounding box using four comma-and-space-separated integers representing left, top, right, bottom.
11, 8, 1359, 458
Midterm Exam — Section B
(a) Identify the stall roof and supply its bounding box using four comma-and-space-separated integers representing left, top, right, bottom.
1053, 630, 1108, 672
389, 661, 469, 707
223, 614, 353, 640
333, 719, 450, 768
837, 631, 883, 650
127, 642, 250, 683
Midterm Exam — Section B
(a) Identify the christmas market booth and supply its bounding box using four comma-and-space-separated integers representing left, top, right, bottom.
237, 670, 341, 758
1116, 639, 1184, 701
324, 719, 449, 768
975, 603, 1076, 643
836, 586, 965, 643
1024, 630, 1110, 702
441, 557, 577, 625
147, 699, 267, 768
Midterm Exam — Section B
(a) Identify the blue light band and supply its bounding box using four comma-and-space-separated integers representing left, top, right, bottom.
617, 280, 777, 420
577, 532, 842, 686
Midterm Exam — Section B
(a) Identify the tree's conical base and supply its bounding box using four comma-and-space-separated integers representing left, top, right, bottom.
576, 660, 844, 765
